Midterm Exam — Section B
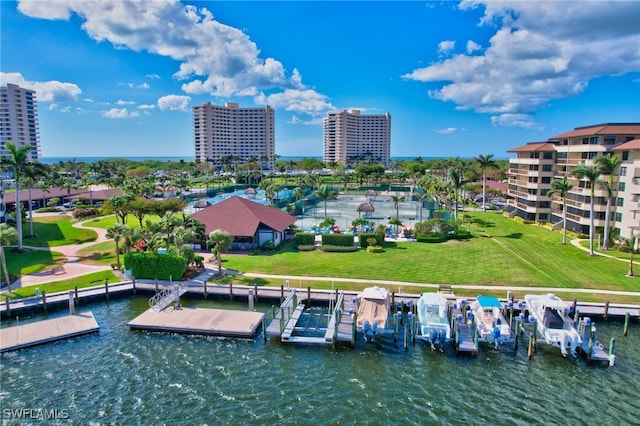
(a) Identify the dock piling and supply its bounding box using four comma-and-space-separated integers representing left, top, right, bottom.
403, 324, 408, 351
528, 333, 534, 360
624, 313, 630, 336
262, 317, 267, 342
74, 286, 79, 304
5, 296, 10, 316
391, 291, 395, 309
254, 284, 258, 302
42, 291, 47, 313
609, 337, 616, 367
280, 284, 284, 302
203, 279, 207, 298
351, 310, 357, 347
604, 301, 610, 321
248, 290, 255, 311
307, 286, 311, 304
155, 279, 158, 293
229, 282, 233, 300
68, 291, 75, 315
132, 277, 136, 295
104, 279, 109, 300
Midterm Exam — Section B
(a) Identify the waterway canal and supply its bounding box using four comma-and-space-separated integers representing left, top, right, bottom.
1, 296, 638, 424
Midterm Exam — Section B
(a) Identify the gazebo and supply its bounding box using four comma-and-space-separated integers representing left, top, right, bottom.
365, 189, 377, 201
356, 202, 375, 218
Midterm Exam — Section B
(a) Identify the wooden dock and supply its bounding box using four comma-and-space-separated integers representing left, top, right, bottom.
127, 307, 264, 338
0, 312, 99, 353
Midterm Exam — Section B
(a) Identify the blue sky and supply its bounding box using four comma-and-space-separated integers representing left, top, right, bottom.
1, 0, 639, 159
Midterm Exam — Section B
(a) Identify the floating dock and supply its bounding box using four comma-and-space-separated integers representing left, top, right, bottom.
127, 307, 264, 338
0, 312, 99, 353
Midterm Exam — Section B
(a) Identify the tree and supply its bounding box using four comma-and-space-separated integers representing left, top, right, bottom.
0, 142, 32, 250
619, 232, 637, 277
389, 192, 406, 220
548, 176, 574, 245
594, 154, 622, 250
23, 161, 48, 237
0, 224, 18, 288
573, 164, 601, 256
475, 154, 496, 212
208, 229, 232, 276
315, 185, 337, 218
106, 223, 130, 270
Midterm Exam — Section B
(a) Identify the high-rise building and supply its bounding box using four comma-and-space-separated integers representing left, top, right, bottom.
323, 109, 391, 166
0, 83, 40, 160
193, 102, 275, 171
507, 123, 640, 239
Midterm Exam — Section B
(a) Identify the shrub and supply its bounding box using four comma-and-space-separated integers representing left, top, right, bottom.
297, 245, 316, 252
47, 197, 60, 208
417, 234, 448, 243
451, 230, 472, 240
180, 245, 195, 266
294, 232, 316, 246
193, 255, 204, 268
359, 232, 384, 248
366, 245, 384, 253
319, 245, 359, 253
73, 207, 101, 219
123, 252, 186, 280
35, 207, 62, 213
321, 233, 354, 247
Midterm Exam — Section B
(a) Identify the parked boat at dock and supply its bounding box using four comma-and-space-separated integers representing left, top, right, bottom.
356, 286, 390, 342
524, 293, 581, 357
417, 292, 451, 351
470, 295, 512, 349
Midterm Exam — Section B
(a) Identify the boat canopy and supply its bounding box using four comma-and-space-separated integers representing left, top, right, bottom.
539, 293, 568, 309
420, 292, 447, 306
476, 296, 503, 309
361, 286, 388, 300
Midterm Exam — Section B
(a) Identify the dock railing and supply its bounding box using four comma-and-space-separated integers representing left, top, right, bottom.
149, 281, 189, 312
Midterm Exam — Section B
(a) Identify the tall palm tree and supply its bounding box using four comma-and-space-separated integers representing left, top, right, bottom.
594, 154, 622, 250
0, 142, 32, 250
548, 176, 574, 245
315, 185, 337, 218
573, 164, 601, 256
448, 168, 465, 225
208, 229, 232, 276
475, 154, 496, 212
23, 162, 48, 237
106, 223, 130, 270
389, 192, 406, 220
0, 224, 18, 288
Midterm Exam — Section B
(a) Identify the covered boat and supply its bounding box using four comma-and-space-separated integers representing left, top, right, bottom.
417, 292, 451, 351
524, 293, 581, 357
470, 296, 512, 349
356, 286, 390, 342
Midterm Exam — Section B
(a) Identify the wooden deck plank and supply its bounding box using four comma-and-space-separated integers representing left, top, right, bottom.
0, 312, 99, 353
127, 307, 264, 339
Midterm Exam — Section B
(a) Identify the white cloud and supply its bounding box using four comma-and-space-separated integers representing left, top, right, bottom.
16, 0, 328, 115
438, 40, 455, 54
435, 127, 457, 134
157, 95, 191, 111
116, 99, 135, 105
102, 108, 140, 119
0, 72, 81, 102
255, 89, 334, 116
138, 104, 156, 110
146, 74, 161, 79
403, 1, 640, 128
466, 40, 481, 54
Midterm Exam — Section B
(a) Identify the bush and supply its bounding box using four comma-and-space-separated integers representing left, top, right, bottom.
294, 232, 316, 246
321, 233, 354, 247
366, 245, 384, 253
35, 207, 62, 213
123, 252, 186, 280
319, 245, 359, 253
359, 232, 384, 248
72, 207, 101, 219
193, 255, 204, 268
451, 230, 472, 240
416, 234, 448, 243
297, 245, 316, 251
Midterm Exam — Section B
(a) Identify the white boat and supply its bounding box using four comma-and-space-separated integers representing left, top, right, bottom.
524, 293, 582, 357
356, 286, 390, 342
417, 292, 451, 351
470, 296, 512, 348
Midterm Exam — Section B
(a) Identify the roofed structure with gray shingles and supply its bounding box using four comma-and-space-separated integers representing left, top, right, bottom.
191, 196, 296, 237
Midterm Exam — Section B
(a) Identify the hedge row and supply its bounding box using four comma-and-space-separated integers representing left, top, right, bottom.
416, 230, 472, 244
297, 245, 316, 251
358, 232, 384, 248
319, 245, 359, 253
294, 232, 315, 246
321, 234, 355, 247
123, 252, 186, 280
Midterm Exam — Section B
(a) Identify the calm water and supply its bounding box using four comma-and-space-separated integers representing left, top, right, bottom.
1, 296, 638, 425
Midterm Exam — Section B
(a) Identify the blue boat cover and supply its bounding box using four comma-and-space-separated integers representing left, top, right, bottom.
476, 295, 502, 309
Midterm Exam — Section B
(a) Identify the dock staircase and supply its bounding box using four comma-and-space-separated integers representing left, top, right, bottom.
149, 281, 189, 312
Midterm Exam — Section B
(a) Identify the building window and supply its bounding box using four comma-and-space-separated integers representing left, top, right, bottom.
622, 151, 629, 161
617, 197, 624, 207
590, 137, 599, 144
619, 182, 626, 191
620, 166, 627, 176
539, 213, 548, 221
615, 212, 622, 222
541, 177, 551, 184
543, 152, 553, 159
542, 164, 553, 172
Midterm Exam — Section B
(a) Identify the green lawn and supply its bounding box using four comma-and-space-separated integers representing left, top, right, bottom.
7, 270, 119, 299
82, 214, 161, 229
23, 216, 98, 247
223, 212, 640, 292
2, 248, 66, 278
75, 241, 117, 265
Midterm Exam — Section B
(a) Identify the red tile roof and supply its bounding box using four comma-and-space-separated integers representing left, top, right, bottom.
611, 138, 640, 151
9, 187, 123, 203
191, 196, 296, 237
507, 142, 557, 153
549, 123, 640, 140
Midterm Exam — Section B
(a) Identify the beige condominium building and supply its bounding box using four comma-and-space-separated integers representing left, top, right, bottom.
193, 102, 275, 171
0, 83, 40, 160
508, 123, 640, 239
323, 109, 391, 166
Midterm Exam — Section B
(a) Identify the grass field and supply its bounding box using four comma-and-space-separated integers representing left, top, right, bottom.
82, 214, 161, 229
222, 212, 639, 292
75, 241, 116, 265
7, 270, 119, 299
23, 216, 98, 247
2, 249, 66, 278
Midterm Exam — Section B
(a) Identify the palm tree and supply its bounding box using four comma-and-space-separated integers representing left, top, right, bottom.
448, 168, 464, 226
208, 229, 232, 276
573, 164, 601, 256
389, 192, 406, 220
23, 162, 48, 237
0, 142, 32, 250
315, 185, 337, 218
620, 231, 637, 277
0, 224, 18, 288
475, 154, 496, 212
106, 223, 130, 270
594, 154, 622, 250
548, 176, 574, 245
